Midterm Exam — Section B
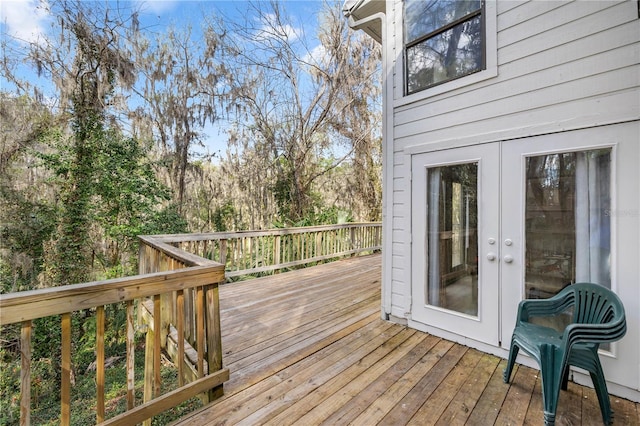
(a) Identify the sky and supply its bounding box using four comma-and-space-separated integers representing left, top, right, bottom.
0, 0, 325, 47
0, 0, 332, 158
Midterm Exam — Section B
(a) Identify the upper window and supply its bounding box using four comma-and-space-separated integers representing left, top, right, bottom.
404, 0, 485, 95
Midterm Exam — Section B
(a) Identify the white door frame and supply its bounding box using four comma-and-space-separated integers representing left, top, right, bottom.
409, 143, 500, 347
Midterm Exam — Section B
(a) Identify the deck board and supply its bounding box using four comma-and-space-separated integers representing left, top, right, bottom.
174, 254, 639, 425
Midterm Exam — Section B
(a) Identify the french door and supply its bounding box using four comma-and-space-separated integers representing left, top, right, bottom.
499, 124, 638, 389
411, 143, 500, 345
411, 123, 638, 389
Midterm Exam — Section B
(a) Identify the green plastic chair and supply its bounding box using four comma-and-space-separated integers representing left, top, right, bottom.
503, 283, 626, 425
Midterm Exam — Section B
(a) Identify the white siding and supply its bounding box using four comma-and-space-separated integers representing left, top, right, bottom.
385, 0, 640, 323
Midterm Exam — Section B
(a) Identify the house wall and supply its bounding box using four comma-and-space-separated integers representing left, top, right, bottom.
380, 0, 639, 398
384, 0, 639, 317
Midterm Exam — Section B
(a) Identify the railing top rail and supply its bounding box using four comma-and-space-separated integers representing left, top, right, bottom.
144, 222, 382, 244
0, 264, 224, 326
139, 235, 219, 267
1, 222, 381, 325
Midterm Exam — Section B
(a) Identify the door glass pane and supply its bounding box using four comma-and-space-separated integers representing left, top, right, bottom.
524, 149, 611, 330
427, 163, 478, 316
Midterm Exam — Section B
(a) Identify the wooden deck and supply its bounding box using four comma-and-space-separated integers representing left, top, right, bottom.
174, 254, 639, 426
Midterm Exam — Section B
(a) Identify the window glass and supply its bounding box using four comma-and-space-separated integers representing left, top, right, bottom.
524, 148, 611, 335
405, 0, 481, 42
426, 163, 479, 316
407, 15, 482, 93
404, 0, 484, 94
524, 149, 612, 301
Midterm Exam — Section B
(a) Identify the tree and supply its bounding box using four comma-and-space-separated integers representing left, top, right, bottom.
130, 20, 226, 213
215, 0, 382, 225
26, 1, 136, 285
0, 93, 56, 293
317, 2, 383, 221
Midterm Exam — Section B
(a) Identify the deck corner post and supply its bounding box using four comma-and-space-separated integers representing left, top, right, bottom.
204, 282, 224, 401
142, 326, 155, 426
20, 320, 32, 426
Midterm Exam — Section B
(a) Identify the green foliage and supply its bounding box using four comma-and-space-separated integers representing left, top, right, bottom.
30, 316, 62, 362
90, 132, 179, 275
274, 206, 353, 228
139, 204, 189, 236
0, 346, 20, 424
37, 113, 102, 285
35, 124, 187, 279
211, 200, 237, 232
0, 96, 58, 293
0, 198, 55, 294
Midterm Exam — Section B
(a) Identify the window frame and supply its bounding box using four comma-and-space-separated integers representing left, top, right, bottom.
397, 0, 498, 105
403, 0, 486, 96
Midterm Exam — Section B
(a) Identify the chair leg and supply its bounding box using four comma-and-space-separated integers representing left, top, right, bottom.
560, 365, 570, 391
539, 344, 563, 426
570, 347, 614, 425
503, 340, 519, 383
588, 351, 614, 425
590, 370, 613, 425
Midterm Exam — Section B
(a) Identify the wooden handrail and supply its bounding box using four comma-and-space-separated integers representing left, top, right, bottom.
144, 222, 382, 279
1, 241, 227, 425
1, 222, 380, 425
151, 222, 382, 242
0, 266, 223, 325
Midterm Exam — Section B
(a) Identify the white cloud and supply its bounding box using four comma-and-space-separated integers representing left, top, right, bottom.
0, 0, 50, 44
304, 43, 328, 67
259, 12, 300, 43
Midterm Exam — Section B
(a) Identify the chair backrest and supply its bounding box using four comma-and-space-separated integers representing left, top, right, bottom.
567, 282, 627, 343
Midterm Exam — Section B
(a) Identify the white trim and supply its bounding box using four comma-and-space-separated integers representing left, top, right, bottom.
404, 152, 413, 319
347, 6, 395, 318
402, 118, 640, 157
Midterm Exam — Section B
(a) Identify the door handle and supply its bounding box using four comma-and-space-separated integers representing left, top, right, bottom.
487, 252, 496, 261
504, 255, 514, 263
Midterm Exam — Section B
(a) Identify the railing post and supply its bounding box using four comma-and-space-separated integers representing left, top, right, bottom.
142, 327, 154, 426
126, 301, 136, 410
61, 313, 71, 426
219, 239, 227, 268
274, 235, 281, 273
205, 282, 224, 400
20, 320, 31, 426
153, 295, 162, 398
315, 232, 322, 260
176, 290, 185, 387
96, 306, 105, 423
350, 226, 356, 256
143, 295, 162, 426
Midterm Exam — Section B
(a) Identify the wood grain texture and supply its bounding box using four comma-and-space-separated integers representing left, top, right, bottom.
174, 254, 639, 425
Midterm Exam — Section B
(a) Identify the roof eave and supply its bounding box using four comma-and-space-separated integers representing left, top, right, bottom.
342, 0, 385, 43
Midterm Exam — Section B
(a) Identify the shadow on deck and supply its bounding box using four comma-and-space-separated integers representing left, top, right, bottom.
174, 254, 639, 425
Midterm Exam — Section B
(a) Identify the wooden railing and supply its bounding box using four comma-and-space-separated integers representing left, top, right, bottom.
148, 222, 382, 279
0, 223, 380, 425
0, 238, 228, 425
